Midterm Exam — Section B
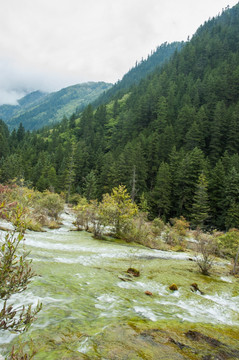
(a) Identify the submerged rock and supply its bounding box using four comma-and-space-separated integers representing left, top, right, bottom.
127, 267, 140, 277
169, 337, 188, 350
118, 274, 133, 282
185, 330, 223, 347
184, 330, 239, 360
190, 283, 204, 295
169, 283, 178, 291
145, 291, 153, 296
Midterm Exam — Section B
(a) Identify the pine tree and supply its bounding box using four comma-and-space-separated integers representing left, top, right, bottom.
224, 166, 239, 228
83, 170, 98, 200
47, 166, 58, 191
185, 121, 204, 151
225, 202, 239, 230
65, 144, 76, 203
175, 147, 206, 218
209, 101, 226, 162
0, 119, 9, 159
154, 96, 168, 132
191, 173, 210, 229
152, 162, 171, 220
16, 122, 25, 142
208, 160, 226, 229
226, 104, 239, 154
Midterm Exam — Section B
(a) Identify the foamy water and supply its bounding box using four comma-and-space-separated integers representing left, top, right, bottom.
0, 211, 239, 355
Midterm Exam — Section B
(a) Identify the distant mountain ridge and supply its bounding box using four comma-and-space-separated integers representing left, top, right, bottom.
93, 41, 184, 107
0, 82, 112, 130
0, 90, 47, 123
0, 42, 184, 131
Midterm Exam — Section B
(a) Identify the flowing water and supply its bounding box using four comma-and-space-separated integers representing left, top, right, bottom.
0, 212, 239, 359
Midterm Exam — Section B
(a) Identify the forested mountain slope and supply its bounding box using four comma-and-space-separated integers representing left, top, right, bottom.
0, 91, 47, 121
0, 82, 112, 130
1, 4, 239, 230
93, 41, 184, 107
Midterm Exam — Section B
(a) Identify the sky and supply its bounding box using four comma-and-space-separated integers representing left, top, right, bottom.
0, 0, 238, 105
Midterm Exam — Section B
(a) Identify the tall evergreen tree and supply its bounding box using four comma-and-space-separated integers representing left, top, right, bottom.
16, 122, 25, 142
175, 148, 207, 217
208, 160, 226, 229
151, 162, 172, 220
191, 173, 210, 229
83, 170, 98, 200
209, 101, 226, 162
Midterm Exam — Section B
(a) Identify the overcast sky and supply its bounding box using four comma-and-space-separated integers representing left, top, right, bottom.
0, 0, 238, 105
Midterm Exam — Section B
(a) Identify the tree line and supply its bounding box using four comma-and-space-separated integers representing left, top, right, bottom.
0, 4, 239, 230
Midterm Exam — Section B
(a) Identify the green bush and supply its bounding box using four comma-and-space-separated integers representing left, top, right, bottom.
36, 192, 64, 220
216, 228, 239, 274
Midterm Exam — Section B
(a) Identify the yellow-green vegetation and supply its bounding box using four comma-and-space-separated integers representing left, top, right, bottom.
72, 185, 239, 279
99, 185, 138, 238
74, 185, 139, 239
0, 206, 42, 341
5, 230, 239, 360
74, 186, 162, 246
161, 216, 190, 251
0, 182, 64, 231
1, 184, 238, 358
77, 320, 239, 360
217, 228, 239, 274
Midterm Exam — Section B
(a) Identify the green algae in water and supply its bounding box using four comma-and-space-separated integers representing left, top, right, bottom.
1, 213, 239, 359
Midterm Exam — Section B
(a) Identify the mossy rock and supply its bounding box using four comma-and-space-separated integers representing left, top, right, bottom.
127, 267, 140, 277
169, 283, 178, 291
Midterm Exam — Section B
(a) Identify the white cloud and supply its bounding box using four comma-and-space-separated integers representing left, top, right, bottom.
0, 0, 238, 104
0, 89, 26, 106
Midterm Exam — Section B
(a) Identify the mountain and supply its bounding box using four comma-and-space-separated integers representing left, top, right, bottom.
0, 82, 112, 130
0, 42, 183, 131
0, 91, 47, 123
92, 41, 184, 107
1, 4, 239, 230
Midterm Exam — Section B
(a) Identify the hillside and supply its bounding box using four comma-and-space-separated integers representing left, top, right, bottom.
1, 4, 239, 230
93, 41, 184, 107
0, 91, 47, 122
0, 82, 112, 130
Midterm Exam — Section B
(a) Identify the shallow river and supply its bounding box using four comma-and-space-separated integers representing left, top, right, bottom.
0, 212, 239, 359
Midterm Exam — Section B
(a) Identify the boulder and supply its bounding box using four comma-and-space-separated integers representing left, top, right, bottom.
169, 283, 178, 291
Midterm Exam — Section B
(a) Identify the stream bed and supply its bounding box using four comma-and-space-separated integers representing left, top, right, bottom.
0, 212, 239, 359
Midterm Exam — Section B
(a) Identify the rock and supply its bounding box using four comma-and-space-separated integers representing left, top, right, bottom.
191, 283, 199, 291
118, 275, 133, 282
169, 337, 188, 350
190, 283, 204, 295
185, 330, 223, 347
169, 283, 178, 291
145, 291, 153, 296
127, 268, 140, 277
186, 331, 239, 359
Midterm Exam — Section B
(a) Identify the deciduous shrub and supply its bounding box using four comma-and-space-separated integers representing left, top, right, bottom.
194, 230, 215, 275
36, 191, 64, 221
216, 228, 239, 274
